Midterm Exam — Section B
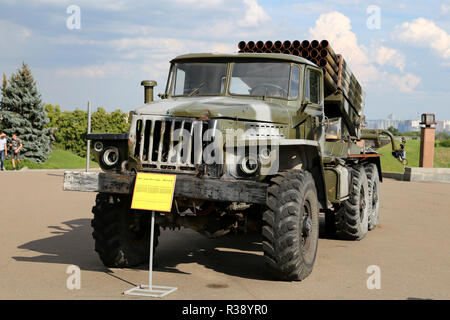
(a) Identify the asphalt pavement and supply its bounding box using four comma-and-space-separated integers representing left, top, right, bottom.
0, 170, 449, 299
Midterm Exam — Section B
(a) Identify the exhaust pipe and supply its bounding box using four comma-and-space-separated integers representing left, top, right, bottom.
141, 80, 157, 103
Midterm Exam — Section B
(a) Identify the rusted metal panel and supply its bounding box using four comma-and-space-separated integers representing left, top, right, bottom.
347, 154, 382, 158
63, 171, 268, 204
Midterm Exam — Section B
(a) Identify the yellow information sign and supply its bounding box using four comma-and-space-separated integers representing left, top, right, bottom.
131, 173, 176, 212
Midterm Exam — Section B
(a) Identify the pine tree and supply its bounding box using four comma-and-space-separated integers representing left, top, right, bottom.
0, 63, 51, 163
0, 74, 6, 130
1, 74, 6, 97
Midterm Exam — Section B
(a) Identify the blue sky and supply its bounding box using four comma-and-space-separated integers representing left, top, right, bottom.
0, 0, 449, 120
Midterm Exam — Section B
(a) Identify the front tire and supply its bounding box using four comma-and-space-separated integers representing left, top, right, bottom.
262, 170, 319, 281
91, 193, 159, 268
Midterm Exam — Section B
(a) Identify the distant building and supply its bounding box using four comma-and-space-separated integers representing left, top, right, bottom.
365, 117, 447, 132
435, 120, 450, 132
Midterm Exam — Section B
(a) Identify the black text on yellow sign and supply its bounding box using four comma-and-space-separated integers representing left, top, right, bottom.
131, 173, 176, 212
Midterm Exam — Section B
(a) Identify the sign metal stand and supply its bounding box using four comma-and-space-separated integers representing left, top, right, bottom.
124, 173, 178, 298
124, 211, 177, 298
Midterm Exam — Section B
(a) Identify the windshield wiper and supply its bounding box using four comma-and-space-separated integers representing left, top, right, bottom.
188, 82, 204, 96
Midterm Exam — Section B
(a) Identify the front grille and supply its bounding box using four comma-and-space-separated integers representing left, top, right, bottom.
134, 116, 216, 173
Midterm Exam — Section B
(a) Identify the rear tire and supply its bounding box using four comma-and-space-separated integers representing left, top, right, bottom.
365, 163, 380, 230
91, 193, 159, 268
335, 165, 369, 240
262, 170, 319, 281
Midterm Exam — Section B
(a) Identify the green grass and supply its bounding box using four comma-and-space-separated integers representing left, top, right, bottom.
378, 139, 450, 173
2, 149, 98, 170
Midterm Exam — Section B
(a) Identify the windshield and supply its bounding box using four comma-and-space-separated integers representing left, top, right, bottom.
170, 62, 228, 96
230, 62, 292, 99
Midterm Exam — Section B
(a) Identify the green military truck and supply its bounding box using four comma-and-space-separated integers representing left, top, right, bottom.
64, 40, 404, 281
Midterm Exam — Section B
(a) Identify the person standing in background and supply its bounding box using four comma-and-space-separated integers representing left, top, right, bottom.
9, 133, 22, 171
0, 132, 7, 171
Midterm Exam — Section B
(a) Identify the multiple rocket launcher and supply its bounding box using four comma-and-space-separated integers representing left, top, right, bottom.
237, 40, 366, 116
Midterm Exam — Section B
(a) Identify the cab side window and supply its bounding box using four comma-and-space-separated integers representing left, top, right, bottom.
305, 69, 321, 104
289, 65, 300, 99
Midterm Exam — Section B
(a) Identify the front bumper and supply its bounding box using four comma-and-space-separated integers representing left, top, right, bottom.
63, 171, 268, 204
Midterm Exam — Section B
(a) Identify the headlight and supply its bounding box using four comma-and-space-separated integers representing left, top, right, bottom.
238, 155, 259, 176
93, 141, 104, 152
101, 146, 120, 169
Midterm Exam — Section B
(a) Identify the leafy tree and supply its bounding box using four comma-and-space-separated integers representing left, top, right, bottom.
0, 63, 51, 162
436, 131, 450, 141
387, 126, 400, 136
45, 104, 130, 157
439, 139, 450, 148
399, 131, 420, 137
45, 104, 62, 129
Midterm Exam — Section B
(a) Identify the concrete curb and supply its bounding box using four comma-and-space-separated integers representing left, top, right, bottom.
383, 167, 450, 183
404, 167, 450, 183
382, 171, 405, 181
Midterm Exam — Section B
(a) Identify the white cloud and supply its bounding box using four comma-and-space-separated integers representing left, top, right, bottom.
211, 43, 235, 53
110, 37, 188, 53
373, 46, 405, 72
238, 0, 270, 27
389, 73, 421, 93
2, 0, 130, 11
54, 37, 235, 79
309, 12, 368, 65
309, 11, 419, 93
0, 19, 32, 41
395, 18, 450, 59
309, 11, 372, 81
55, 62, 131, 78
108, 37, 234, 56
